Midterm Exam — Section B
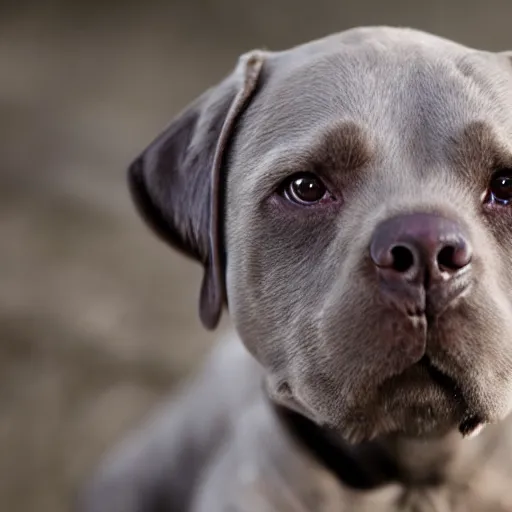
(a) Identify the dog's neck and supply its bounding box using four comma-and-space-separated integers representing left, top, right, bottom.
274, 404, 503, 491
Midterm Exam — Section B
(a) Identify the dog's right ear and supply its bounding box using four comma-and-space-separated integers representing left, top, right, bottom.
128, 52, 266, 330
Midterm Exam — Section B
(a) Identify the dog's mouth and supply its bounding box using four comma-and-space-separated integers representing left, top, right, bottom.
417, 356, 461, 398
374, 355, 486, 439
417, 356, 487, 438
423, 358, 487, 438
420, 356, 486, 437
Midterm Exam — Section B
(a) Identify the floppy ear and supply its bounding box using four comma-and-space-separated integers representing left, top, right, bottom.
128, 51, 265, 330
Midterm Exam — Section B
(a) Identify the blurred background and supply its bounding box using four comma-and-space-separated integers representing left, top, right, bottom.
1, 1, 511, 510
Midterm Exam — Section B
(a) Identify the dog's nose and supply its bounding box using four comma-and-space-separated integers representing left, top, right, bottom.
370, 213, 472, 288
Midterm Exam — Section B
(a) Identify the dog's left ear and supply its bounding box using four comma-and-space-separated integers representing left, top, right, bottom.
128, 51, 266, 330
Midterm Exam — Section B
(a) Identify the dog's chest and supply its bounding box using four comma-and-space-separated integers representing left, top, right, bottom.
302, 465, 512, 512
193, 430, 512, 512
207, 398, 512, 512
257, 475, 512, 512
232, 447, 512, 512
223, 476, 512, 512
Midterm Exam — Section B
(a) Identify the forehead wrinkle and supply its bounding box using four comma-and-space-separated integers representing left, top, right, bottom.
244, 49, 447, 162
244, 51, 384, 155
455, 51, 512, 112
377, 55, 512, 176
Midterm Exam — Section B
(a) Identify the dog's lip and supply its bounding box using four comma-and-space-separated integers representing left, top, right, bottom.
459, 414, 487, 438
416, 355, 464, 402
416, 357, 489, 436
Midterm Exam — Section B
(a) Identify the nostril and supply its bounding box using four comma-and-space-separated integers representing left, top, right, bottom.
437, 243, 472, 271
391, 245, 415, 273
437, 246, 457, 271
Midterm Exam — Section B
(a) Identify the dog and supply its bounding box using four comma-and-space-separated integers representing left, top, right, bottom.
81, 26, 512, 511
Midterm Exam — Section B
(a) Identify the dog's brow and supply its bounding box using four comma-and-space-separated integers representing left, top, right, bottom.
450, 120, 512, 175
256, 120, 374, 189
314, 120, 373, 173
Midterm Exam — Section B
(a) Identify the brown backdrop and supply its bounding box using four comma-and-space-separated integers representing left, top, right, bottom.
1, 1, 511, 510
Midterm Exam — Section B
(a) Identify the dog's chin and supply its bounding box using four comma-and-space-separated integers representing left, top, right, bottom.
270, 357, 491, 445
334, 358, 483, 444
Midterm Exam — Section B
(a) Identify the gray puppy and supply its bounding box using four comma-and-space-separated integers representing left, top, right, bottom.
82, 27, 512, 511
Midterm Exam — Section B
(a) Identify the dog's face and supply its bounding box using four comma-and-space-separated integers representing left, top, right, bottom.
129, 27, 512, 443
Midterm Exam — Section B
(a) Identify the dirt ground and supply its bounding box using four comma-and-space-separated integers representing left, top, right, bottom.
1, 1, 512, 511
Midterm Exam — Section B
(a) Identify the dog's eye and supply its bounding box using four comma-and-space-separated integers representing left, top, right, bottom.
488, 170, 512, 205
283, 173, 328, 205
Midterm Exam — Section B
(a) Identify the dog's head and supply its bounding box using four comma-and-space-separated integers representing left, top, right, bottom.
129, 27, 512, 443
